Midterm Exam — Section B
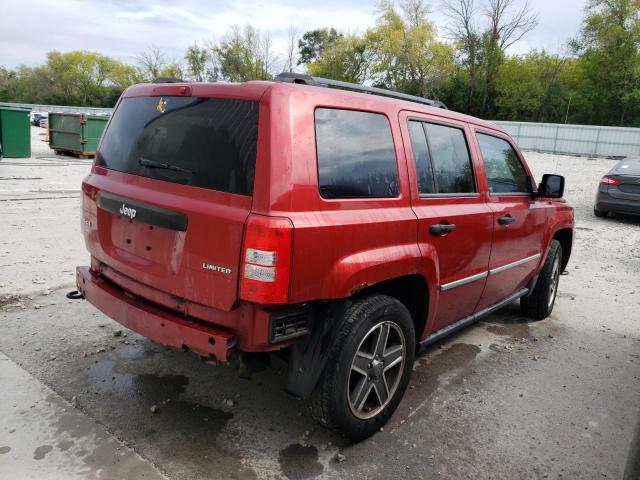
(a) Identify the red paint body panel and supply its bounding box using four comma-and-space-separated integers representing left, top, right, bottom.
77, 80, 574, 358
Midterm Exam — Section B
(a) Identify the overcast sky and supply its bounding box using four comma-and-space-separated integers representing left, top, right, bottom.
1, 0, 587, 69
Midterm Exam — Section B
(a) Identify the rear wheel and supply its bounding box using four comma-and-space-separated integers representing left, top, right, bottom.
306, 295, 415, 440
521, 240, 562, 320
594, 207, 608, 218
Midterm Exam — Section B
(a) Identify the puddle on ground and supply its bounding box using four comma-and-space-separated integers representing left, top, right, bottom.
484, 320, 533, 341
412, 343, 481, 397
278, 444, 324, 480
78, 359, 258, 480
0, 446, 10, 454
33, 444, 53, 460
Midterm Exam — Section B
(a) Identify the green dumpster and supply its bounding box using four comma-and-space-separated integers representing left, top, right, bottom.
0, 104, 32, 158
49, 113, 108, 157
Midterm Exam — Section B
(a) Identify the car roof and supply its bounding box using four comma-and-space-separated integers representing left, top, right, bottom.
257, 81, 506, 134
123, 80, 506, 135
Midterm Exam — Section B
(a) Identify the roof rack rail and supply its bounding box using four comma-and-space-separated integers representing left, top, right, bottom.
152, 77, 187, 84
274, 72, 447, 109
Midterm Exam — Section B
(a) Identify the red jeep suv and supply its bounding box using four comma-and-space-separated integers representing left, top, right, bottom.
76, 73, 574, 440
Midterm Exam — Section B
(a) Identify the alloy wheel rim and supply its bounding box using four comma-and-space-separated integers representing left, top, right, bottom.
347, 321, 406, 420
548, 255, 560, 309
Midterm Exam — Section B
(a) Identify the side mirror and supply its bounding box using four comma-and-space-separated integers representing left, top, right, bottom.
537, 174, 565, 199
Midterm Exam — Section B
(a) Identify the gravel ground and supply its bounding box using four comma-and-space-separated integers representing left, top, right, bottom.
0, 127, 639, 479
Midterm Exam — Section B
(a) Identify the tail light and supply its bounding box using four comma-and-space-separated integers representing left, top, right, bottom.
601, 176, 620, 186
240, 214, 294, 304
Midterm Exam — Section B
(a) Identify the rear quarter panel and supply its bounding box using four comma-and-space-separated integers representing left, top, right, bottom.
252, 85, 436, 307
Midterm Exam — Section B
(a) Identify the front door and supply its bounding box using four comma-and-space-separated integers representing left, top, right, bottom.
471, 129, 547, 310
400, 112, 493, 335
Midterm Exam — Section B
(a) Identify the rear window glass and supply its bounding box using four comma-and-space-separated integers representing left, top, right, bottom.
613, 159, 640, 175
97, 96, 259, 196
315, 108, 399, 199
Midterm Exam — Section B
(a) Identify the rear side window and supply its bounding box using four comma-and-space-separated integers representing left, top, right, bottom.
97, 96, 259, 196
407, 120, 475, 195
315, 108, 399, 198
476, 133, 530, 194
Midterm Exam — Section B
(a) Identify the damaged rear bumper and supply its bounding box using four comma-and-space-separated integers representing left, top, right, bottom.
76, 266, 236, 361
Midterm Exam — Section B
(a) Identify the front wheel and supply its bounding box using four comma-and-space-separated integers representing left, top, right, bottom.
306, 295, 415, 440
521, 240, 562, 320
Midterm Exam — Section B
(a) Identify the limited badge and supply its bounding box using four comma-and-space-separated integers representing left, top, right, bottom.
156, 97, 167, 113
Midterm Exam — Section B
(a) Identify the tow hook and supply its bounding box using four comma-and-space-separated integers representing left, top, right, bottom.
66, 290, 83, 300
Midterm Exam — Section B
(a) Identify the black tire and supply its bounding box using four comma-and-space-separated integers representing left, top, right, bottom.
594, 207, 608, 218
306, 294, 415, 440
521, 240, 562, 320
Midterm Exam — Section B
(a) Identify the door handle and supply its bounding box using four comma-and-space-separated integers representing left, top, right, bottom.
498, 214, 515, 225
429, 223, 457, 235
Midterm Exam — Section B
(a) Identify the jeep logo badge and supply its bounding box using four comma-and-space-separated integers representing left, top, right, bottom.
156, 97, 167, 113
119, 204, 137, 220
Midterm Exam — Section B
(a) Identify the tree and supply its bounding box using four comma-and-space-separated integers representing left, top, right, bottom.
297, 28, 341, 65
285, 26, 299, 72
213, 25, 274, 81
570, 0, 640, 125
440, 0, 538, 116
184, 43, 209, 81
136, 45, 168, 80
367, 0, 454, 99
493, 51, 570, 121
442, 0, 483, 111
306, 35, 373, 83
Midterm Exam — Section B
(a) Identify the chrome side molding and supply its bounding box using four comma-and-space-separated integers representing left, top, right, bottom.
440, 271, 488, 291
489, 253, 541, 276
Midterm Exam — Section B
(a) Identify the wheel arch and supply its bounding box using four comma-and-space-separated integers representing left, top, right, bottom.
552, 227, 573, 271
356, 274, 430, 346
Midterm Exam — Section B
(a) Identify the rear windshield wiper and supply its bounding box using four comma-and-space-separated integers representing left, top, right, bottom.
138, 157, 192, 174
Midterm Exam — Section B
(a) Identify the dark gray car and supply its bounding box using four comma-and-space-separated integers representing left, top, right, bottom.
594, 158, 640, 217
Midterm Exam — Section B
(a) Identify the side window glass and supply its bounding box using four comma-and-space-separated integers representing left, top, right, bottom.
424, 123, 475, 194
476, 133, 530, 194
315, 108, 399, 198
408, 121, 435, 194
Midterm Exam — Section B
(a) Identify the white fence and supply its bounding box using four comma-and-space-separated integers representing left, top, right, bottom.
494, 121, 640, 158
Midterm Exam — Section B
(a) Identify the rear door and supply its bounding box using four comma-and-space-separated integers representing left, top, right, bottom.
471, 129, 546, 310
82, 95, 260, 311
400, 112, 493, 334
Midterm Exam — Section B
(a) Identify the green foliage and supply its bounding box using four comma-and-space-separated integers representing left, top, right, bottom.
0, 51, 129, 107
366, 0, 455, 98
184, 43, 210, 82
570, 0, 640, 125
297, 28, 341, 65
1, 0, 638, 126
306, 35, 373, 83
493, 51, 572, 122
213, 25, 273, 82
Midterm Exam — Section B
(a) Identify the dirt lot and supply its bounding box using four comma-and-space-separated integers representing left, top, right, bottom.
0, 127, 639, 479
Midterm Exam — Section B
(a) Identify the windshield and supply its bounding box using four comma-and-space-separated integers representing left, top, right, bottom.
97, 96, 259, 196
